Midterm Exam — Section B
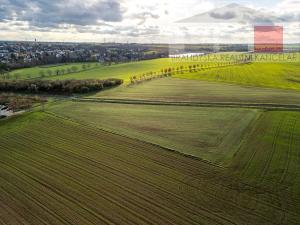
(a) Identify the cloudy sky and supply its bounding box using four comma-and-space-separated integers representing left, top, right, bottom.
0, 0, 299, 43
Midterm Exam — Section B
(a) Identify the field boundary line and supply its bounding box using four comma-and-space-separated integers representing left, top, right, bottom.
74, 98, 300, 111
229, 111, 265, 172
280, 119, 296, 184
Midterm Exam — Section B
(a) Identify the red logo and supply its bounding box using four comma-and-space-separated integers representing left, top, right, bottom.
254, 26, 283, 53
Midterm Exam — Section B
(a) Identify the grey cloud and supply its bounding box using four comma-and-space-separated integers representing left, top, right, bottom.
75, 24, 160, 37
132, 12, 160, 25
0, 0, 123, 28
177, 3, 295, 24
124, 26, 160, 37
279, 13, 300, 22
9, 21, 25, 26
293, 31, 300, 36
242, 14, 275, 25
210, 11, 236, 20
231, 26, 251, 32
75, 25, 119, 35
0, 25, 10, 31
179, 26, 188, 31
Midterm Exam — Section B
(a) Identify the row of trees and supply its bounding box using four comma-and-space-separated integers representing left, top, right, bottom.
38, 63, 99, 78
130, 68, 174, 84
0, 79, 123, 94
184, 60, 252, 73
129, 59, 252, 85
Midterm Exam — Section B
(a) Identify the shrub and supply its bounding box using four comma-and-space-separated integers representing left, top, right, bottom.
80, 86, 90, 93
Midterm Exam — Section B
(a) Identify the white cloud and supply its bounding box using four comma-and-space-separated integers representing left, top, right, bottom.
276, 0, 300, 13
0, 0, 298, 43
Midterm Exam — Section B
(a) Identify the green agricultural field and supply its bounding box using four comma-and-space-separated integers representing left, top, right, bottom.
93, 77, 300, 105
9, 58, 198, 82
48, 101, 259, 165
1, 111, 300, 224
231, 111, 300, 190
10, 62, 97, 80
175, 61, 300, 91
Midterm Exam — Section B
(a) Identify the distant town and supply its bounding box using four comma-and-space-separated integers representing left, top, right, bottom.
0, 41, 170, 70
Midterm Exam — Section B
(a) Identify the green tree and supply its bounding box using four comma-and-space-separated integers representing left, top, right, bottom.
0, 63, 9, 78
67, 68, 72, 74
39, 71, 45, 78
55, 69, 60, 76
71, 66, 78, 73
180, 65, 184, 73
47, 70, 53, 76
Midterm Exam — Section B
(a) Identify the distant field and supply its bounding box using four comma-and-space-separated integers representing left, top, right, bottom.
1, 111, 300, 224
48, 101, 259, 164
175, 62, 300, 91
93, 78, 300, 105
10, 62, 97, 79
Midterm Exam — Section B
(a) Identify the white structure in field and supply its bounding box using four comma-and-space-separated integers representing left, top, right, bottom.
0, 105, 13, 117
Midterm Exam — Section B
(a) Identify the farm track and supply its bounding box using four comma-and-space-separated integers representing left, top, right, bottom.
1, 112, 300, 224
77, 97, 300, 111
260, 117, 286, 182
234, 114, 266, 178
279, 119, 296, 183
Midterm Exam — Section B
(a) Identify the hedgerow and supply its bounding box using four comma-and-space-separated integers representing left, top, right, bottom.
0, 79, 123, 94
